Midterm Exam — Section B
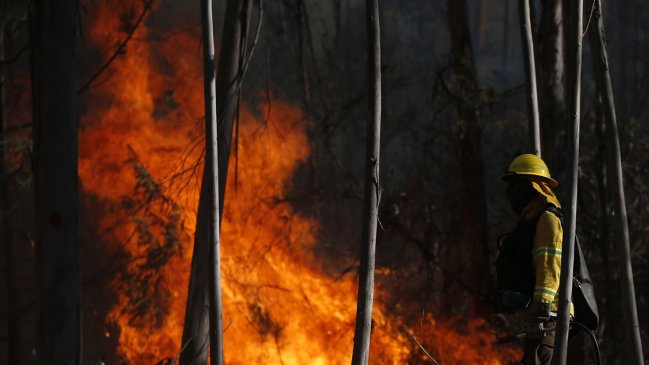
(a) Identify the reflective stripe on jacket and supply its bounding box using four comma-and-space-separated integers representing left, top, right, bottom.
521, 180, 563, 312
532, 211, 562, 310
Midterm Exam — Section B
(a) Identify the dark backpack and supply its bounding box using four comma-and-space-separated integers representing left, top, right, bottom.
572, 235, 599, 330
494, 206, 599, 330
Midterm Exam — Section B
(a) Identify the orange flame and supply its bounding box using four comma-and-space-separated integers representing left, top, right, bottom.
79, 2, 521, 364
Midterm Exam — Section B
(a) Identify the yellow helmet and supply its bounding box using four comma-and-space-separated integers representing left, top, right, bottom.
503, 154, 558, 188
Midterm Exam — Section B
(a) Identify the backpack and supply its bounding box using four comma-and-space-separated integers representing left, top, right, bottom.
572, 235, 599, 330
494, 206, 599, 331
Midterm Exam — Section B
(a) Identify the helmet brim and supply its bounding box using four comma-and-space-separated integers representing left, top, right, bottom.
502, 172, 559, 188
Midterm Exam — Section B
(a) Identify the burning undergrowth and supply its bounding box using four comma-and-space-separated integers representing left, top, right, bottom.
77, 1, 521, 364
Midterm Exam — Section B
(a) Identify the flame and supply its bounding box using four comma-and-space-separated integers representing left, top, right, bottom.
79, 2, 521, 364
412, 316, 522, 364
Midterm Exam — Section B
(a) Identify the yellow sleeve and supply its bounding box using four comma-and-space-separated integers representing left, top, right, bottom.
532, 211, 563, 304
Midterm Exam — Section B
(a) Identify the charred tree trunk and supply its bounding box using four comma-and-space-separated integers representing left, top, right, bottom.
216, 0, 252, 204
537, 0, 566, 178
351, 0, 381, 363
553, 0, 582, 362
1, 19, 19, 365
296, 0, 311, 105
446, 0, 490, 301
180, 1, 252, 364
519, 0, 541, 155
200, 0, 224, 364
31, 1, 80, 364
588, 0, 645, 362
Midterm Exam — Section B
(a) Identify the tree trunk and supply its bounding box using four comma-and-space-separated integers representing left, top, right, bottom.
446, 0, 490, 300
1, 19, 20, 365
31, 1, 80, 364
593, 99, 623, 364
502, 0, 514, 67
537, 0, 566, 179
200, 0, 224, 364
519, 0, 541, 155
588, 1, 645, 363
180, 1, 252, 364
552, 0, 582, 363
476, 0, 487, 50
180, 174, 211, 365
216, 0, 252, 206
350, 0, 381, 363
296, 0, 311, 105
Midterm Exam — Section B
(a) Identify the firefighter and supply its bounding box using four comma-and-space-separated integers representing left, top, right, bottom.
500, 153, 563, 365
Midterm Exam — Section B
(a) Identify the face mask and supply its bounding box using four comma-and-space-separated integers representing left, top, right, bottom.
506, 179, 537, 214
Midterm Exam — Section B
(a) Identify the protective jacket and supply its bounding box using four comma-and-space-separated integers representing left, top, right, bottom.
520, 180, 563, 312
497, 155, 598, 330
495, 178, 566, 312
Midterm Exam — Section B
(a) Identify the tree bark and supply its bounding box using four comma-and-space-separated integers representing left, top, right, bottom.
588, 0, 645, 363
519, 0, 541, 155
1, 19, 20, 365
350, 0, 381, 363
180, 1, 252, 364
537, 0, 566, 179
552, 0, 582, 363
446, 0, 490, 299
199, 0, 224, 364
31, 1, 80, 364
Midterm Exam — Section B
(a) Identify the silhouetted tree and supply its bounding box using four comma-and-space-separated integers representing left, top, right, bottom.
31, 0, 80, 363
446, 0, 490, 301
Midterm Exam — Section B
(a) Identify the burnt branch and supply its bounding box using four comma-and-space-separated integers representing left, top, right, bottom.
77, 0, 155, 94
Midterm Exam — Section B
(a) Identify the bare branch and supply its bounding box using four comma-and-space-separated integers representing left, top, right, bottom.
409, 335, 440, 365
77, 0, 155, 94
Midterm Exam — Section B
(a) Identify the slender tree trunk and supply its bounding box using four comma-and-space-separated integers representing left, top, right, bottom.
537, 0, 566, 178
519, 0, 541, 155
593, 99, 623, 364
630, 0, 638, 115
446, 0, 490, 300
502, 0, 514, 67
350, 0, 381, 363
588, 1, 645, 363
1, 19, 20, 365
333, 0, 342, 46
199, 0, 224, 364
180, 1, 252, 364
296, 0, 311, 105
216, 0, 252, 206
180, 174, 211, 365
552, 0, 582, 363
476, 0, 487, 50
31, 1, 80, 364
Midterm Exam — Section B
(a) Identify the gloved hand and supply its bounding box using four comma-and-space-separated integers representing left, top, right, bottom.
528, 301, 551, 323
521, 302, 551, 341
492, 290, 531, 313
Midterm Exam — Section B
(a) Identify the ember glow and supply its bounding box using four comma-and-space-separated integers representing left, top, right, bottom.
78, 2, 521, 364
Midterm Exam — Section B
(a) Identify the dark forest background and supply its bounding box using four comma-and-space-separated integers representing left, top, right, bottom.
1, 0, 648, 364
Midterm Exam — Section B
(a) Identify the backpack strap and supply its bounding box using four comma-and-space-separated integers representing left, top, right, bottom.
544, 205, 563, 220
